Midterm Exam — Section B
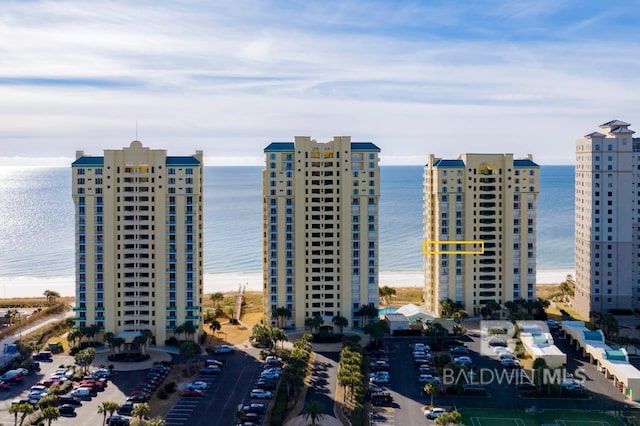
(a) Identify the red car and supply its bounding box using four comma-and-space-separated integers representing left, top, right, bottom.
180, 388, 203, 397
0, 381, 10, 391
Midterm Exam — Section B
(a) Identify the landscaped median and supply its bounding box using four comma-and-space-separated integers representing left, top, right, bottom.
268, 333, 314, 426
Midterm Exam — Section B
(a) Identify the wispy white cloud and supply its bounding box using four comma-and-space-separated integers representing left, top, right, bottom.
0, 0, 640, 165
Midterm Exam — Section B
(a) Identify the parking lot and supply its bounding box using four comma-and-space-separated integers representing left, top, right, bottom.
0, 353, 148, 426
376, 318, 634, 424
163, 348, 265, 426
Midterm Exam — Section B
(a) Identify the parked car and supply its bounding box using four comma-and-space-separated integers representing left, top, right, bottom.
369, 372, 390, 385
0, 381, 10, 391
424, 407, 447, 419
449, 346, 468, 355
58, 395, 82, 406
454, 356, 473, 367
117, 401, 135, 416
106, 416, 130, 425
370, 392, 393, 406
260, 371, 281, 380
255, 380, 276, 390
212, 345, 234, 353
200, 365, 221, 375
240, 403, 266, 414
181, 388, 203, 397
501, 359, 521, 369
59, 404, 76, 415
0, 370, 23, 383
418, 374, 441, 384
250, 389, 273, 399
488, 338, 507, 347
206, 359, 225, 367
70, 387, 93, 400
188, 381, 208, 390
126, 392, 149, 403
91, 369, 111, 378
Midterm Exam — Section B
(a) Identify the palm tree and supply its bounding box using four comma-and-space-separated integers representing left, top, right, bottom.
332, 315, 348, 334
133, 334, 148, 354
111, 337, 125, 354
44, 289, 60, 306
271, 327, 288, 350
14, 402, 34, 426
67, 329, 79, 347
41, 406, 60, 426
303, 400, 325, 426
356, 304, 379, 325
103, 331, 115, 347
132, 402, 151, 425
210, 292, 224, 310
174, 324, 185, 341
424, 381, 440, 407
98, 401, 120, 426
304, 316, 322, 333
273, 306, 292, 328
451, 310, 468, 325
379, 286, 396, 304
209, 319, 221, 335
183, 321, 196, 341
8, 402, 19, 426
106, 401, 120, 418
85, 323, 100, 343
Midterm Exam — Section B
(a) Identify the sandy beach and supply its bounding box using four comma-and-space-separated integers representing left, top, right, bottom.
0, 268, 574, 299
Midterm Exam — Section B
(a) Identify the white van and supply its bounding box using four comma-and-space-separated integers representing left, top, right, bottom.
71, 387, 92, 399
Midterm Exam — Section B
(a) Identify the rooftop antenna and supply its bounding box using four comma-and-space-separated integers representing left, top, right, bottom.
136, 120, 138, 140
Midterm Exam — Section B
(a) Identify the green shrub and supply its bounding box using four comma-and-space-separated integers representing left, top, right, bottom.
164, 382, 177, 393
157, 389, 168, 400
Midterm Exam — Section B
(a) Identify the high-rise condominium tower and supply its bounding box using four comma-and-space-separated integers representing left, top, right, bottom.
574, 120, 639, 319
423, 153, 539, 316
72, 141, 204, 343
263, 136, 380, 330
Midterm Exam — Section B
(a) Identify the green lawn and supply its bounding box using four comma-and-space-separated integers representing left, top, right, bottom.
459, 408, 625, 426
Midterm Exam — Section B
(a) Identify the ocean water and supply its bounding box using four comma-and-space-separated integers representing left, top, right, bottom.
0, 165, 575, 296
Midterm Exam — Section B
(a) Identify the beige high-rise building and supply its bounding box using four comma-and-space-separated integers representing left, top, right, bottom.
263, 136, 380, 330
573, 120, 638, 319
71, 141, 204, 344
423, 153, 539, 316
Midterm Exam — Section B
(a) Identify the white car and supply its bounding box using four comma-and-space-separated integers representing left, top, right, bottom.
424, 407, 446, 419
501, 358, 521, 368
212, 345, 234, 354
418, 374, 440, 384
188, 381, 208, 390
250, 389, 273, 399
454, 356, 473, 366
493, 346, 513, 355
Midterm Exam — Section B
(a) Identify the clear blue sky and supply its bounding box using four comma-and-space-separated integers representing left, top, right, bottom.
1, 0, 640, 166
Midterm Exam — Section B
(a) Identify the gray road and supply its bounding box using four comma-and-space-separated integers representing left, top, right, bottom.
305, 352, 339, 416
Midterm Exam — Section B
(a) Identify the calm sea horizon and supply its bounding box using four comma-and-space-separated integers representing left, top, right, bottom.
0, 165, 575, 297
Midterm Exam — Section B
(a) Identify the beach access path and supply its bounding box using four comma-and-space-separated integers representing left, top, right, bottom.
0, 307, 74, 367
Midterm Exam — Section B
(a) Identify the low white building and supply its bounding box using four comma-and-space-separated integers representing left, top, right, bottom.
385, 313, 410, 334
518, 323, 566, 368
562, 321, 640, 401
